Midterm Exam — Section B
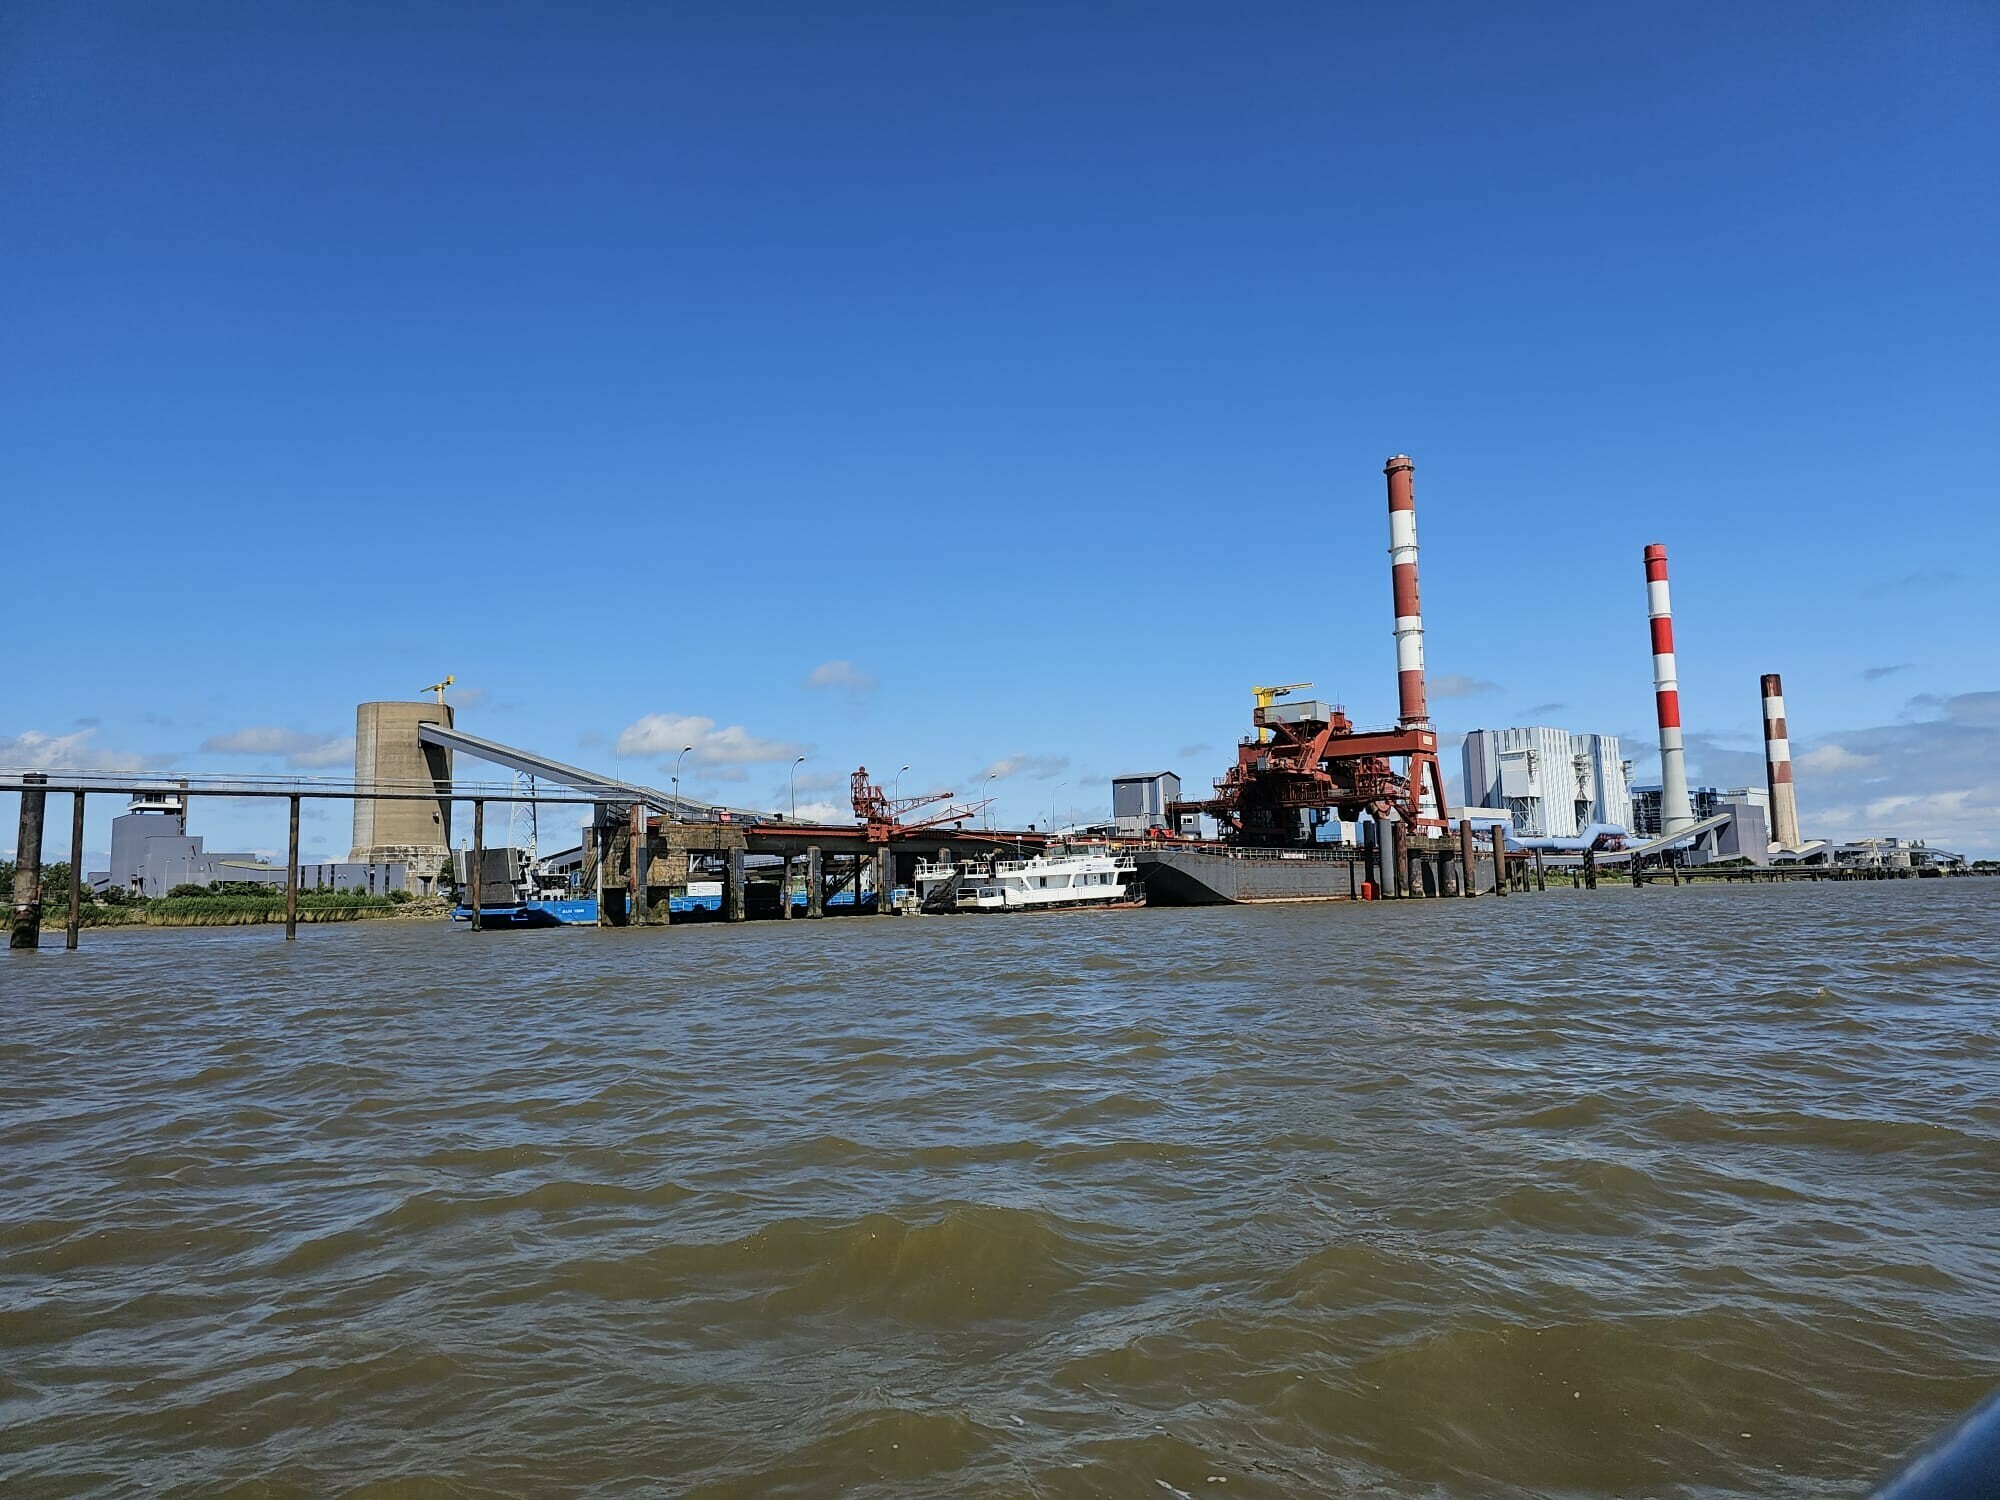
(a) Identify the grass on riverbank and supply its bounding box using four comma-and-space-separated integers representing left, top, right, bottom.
39, 893, 452, 928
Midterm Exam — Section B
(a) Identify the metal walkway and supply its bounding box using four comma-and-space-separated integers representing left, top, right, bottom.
1543, 811, 1734, 864
415, 723, 755, 821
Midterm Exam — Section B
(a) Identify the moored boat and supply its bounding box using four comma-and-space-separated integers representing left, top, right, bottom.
914, 842, 1142, 913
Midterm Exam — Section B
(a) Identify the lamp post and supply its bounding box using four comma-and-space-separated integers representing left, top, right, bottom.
791, 754, 806, 820
985, 773, 997, 831
892, 764, 910, 803
673, 745, 693, 816
1049, 781, 1068, 839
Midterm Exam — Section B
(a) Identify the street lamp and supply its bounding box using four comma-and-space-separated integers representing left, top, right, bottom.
892, 764, 910, 802
985, 773, 997, 831
673, 745, 693, 816
1049, 781, 1068, 838
791, 754, 806, 820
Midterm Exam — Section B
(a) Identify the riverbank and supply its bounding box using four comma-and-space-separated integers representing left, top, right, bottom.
46, 894, 452, 928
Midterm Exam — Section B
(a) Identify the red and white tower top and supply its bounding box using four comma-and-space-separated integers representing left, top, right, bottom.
1644, 543, 1696, 835
1385, 455, 1428, 728
1761, 672, 1802, 849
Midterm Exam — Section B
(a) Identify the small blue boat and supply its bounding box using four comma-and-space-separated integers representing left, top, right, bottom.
450, 898, 599, 928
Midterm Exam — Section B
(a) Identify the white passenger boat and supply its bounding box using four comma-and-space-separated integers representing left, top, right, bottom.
913, 842, 1142, 913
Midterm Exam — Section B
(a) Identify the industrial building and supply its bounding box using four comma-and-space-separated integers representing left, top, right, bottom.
1460, 728, 1632, 839
349, 699, 454, 877
89, 792, 408, 895
1111, 772, 1183, 837
1629, 783, 1768, 839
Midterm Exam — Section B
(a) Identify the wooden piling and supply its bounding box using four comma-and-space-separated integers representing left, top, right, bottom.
725, 847, 746, 922
66, 792, 84, 950
1582, 845, 1597, 890
10, 775, 46, 950
628, 802, 647, 926
470, 799, 484, 931
875, 848, 892, 913
1459, 818, 1477, 897
1491, 824, 1507, 896
1533, 847, 1546, 893
285, 795, 300, 941
781, 855, 794, 918
806, 846, 824, 918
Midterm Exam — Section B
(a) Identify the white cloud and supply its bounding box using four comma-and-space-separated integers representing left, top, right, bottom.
1684, 691, 2000, 858
1795, 743, 1874, 773
978, 752, 1070, 781
787, 799, 849, 823
616, 713, 804, 767
0, 728, 147, 772
1430, 674, 1501, 699
804, 660, 877, 695
201, 727, 355, 770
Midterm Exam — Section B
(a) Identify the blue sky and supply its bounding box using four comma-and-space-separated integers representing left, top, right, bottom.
5, 1, 1998, 864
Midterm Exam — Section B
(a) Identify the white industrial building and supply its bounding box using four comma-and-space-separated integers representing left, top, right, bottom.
1461, 728, 1632, 839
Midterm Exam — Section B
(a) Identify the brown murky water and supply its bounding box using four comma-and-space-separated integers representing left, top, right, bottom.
3, 882, 1997, 1496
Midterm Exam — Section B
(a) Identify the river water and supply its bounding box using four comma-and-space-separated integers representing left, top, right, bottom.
3, 882, 1996, 1497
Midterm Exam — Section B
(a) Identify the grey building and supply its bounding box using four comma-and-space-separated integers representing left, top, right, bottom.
91, 793, 409, 895
1112, 772, 1182, 837
1632, 780, 1776, 864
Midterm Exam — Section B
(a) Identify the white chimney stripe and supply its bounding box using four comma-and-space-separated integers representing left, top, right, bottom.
1648, 580, 1672, 617
1388, 511, 1418, 554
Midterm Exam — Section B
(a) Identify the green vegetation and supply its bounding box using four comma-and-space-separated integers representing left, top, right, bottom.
1, 862, 440, 927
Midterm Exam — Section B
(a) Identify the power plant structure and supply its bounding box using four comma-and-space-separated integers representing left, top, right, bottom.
1152, 455, 1460, 901
1168, 455, 1448, 846
1761, 672, 1803, 850
349, 699, 455, 873
1643, 543, 1697, 836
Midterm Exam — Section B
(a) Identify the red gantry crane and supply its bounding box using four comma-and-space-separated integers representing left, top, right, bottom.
850, 767, 995, 843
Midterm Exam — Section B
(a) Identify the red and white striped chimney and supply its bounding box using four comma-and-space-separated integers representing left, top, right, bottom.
1644, 543, 1696, 835
1385, 455, 1428, 728
1761, 672, 1802, 849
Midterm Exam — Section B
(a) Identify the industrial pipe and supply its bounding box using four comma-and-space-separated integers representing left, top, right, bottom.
1644, 544, 1696, 835
1761, 673, 1802, 850
1385, 455, 1429, 728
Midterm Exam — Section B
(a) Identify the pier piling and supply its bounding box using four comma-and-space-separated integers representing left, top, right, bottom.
285, 795, 300, 941
1534, 847, 1546, 893
876, 848, 892, 914
471, 800, 484, 932
1459, 818, 1477, 898
628, 802, 647, 926
1491, 824, 1507, 897
725, 847, 746, 922
781, 855, 794, 918
806, 847, 824, 919
1583, 846, 1597, 889
10, 774, 46, 950
67, 792, 84, 950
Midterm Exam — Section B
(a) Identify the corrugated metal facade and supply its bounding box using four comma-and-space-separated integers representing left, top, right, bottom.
1462, 727, 1632, 838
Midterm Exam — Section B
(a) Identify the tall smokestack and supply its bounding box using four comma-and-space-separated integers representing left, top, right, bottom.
1644, 543, 1696, 835
1761, 672, 1802, 849
1385, 455, 1427, 727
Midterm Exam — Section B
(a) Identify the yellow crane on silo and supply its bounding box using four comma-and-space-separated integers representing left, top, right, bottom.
422, 675, 454, 704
